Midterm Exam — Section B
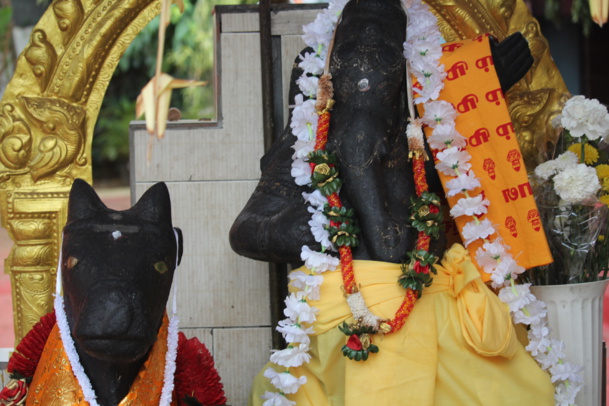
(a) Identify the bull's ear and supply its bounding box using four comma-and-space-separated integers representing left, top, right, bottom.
67, 179, 107, 223
174, 227, 184, 265
131, 182, 172, 226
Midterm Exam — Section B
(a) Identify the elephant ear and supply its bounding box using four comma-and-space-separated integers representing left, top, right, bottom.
130, 182, 173, 228
67, 178, 108, 223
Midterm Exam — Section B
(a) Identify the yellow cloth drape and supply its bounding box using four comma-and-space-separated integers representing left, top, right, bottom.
250, 244, 554, 405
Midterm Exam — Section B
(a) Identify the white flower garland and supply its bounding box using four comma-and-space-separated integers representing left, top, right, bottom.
264, 1, 583, 405
54, 231, 181, 406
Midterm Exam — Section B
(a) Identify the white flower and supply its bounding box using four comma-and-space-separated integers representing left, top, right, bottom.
270, 344, 312, 368
263, 368, 307, 394
291, 139, 315, 160
298, 52, 324, 76
461, 218, 495, 246
526, 319, 551, 357
261, 391, 296, 406
410, 38, 443, 62
534, 159, 558, 181
406, 5, 440, 40
534, 338, 565, 370
300, 245, 339, 272
475, 240, 509, 273
284, 291, 318, 323
489, 268, 508, 287
291, 158, 312, 186
445, 172, 481, 197
449, 195, 489, 218
491, 255, 525, 287
302, 11, 336, 52
560, 95, 609, 141
488, 255, 524, 288
291, 96, 317, 141
497, 284, 535, 313
307, 209, 333, 251
403, 41, 416, 60
421, 100, 458, 128
296, 75, 319, 98
555, 150, 579, 168
554, 381, 583, 406
553, 163, 601, 204
534, 151, 578, 181
512, 299, 547, 326
277, 319, 315, 344
289, 270, 324, 300
435, 147, 472, 176
417, 75, 446, 103
302, 190, 327, 209
549, 361, 584, 383
427, 123, 466, 151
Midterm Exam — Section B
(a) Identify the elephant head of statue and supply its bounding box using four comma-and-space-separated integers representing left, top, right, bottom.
230, 0, 532, 265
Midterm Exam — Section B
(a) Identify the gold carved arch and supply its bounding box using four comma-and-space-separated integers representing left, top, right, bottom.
0, 0, 567, 346
0, 0, 163, 345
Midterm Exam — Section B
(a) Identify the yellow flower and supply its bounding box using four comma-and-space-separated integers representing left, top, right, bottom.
600, 194, 609, 206
603, 178, 609, 192
568, 143, 599, 165
597, 164, 609, 181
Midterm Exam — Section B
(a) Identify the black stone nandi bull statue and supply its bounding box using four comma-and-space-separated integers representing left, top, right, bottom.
230, 0, 533, 264
1, 179, 226, 406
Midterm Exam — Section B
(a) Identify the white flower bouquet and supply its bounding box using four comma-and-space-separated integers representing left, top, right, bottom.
528, 95, 609, 285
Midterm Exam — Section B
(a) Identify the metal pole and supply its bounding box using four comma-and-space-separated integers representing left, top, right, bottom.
259, 0, 287, 349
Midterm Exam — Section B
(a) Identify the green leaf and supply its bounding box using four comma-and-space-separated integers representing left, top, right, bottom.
0, 7, 12, 39
338, 321, 352, 336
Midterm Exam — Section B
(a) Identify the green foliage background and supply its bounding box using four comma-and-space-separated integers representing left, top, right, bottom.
93, 0, 256, 178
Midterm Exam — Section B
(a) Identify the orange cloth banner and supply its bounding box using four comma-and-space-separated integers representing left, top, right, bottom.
417, 35, 552, 280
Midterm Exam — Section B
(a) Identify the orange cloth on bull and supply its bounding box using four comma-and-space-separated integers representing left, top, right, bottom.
249, 244, 554, 405
416, 35, 553, 281
26, 315, 176, 406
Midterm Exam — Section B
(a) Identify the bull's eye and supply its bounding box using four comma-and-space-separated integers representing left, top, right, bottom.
154, 261, 169, 274
66, 256, 79, 270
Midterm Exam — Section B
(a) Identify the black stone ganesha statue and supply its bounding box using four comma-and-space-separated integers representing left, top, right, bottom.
229, 0, 533, 265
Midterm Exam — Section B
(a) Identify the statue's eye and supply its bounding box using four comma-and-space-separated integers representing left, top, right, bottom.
154, 261, 169, 274
66, 256, 79, 271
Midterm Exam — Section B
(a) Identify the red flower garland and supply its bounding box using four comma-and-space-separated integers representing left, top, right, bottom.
3, 312, 227, 406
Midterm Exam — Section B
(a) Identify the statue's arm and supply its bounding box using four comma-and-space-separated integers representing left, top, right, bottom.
230, 50, 322, 264
229, 189, 314, 263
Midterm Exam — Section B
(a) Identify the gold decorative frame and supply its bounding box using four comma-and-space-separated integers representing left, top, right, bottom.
0, 0, 568, 346
0, 0, 163, 345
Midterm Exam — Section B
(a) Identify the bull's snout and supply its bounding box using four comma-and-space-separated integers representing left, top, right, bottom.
75, 288, 134, 339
